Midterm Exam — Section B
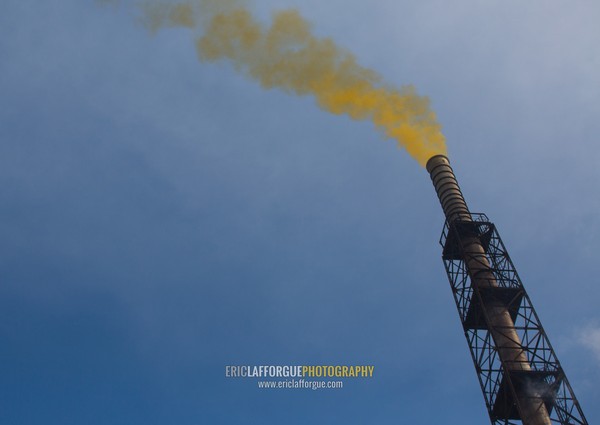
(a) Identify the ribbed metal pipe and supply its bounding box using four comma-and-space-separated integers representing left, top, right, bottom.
426, 155, 471, 224
426, 155, 551, 425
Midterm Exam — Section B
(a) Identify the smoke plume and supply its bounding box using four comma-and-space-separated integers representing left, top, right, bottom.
138, 0, 447, 166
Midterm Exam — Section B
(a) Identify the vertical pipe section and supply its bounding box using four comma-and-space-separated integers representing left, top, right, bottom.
426, 155, 551, 425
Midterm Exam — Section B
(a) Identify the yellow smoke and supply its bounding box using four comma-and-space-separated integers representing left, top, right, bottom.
141, 0, 447, 166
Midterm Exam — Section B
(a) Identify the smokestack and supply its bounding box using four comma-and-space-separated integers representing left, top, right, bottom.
426, 155, 471, 223
426, 155, 552, 425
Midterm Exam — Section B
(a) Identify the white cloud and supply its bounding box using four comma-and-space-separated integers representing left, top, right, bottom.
578, 325, 600, 362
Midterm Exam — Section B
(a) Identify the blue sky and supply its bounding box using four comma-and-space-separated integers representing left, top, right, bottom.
1, 1, 599, 424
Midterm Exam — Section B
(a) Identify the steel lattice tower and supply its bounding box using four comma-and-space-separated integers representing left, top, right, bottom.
427, 155, 588, 425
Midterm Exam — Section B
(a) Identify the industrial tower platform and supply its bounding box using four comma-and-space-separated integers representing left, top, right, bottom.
427, 155, 588, 425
